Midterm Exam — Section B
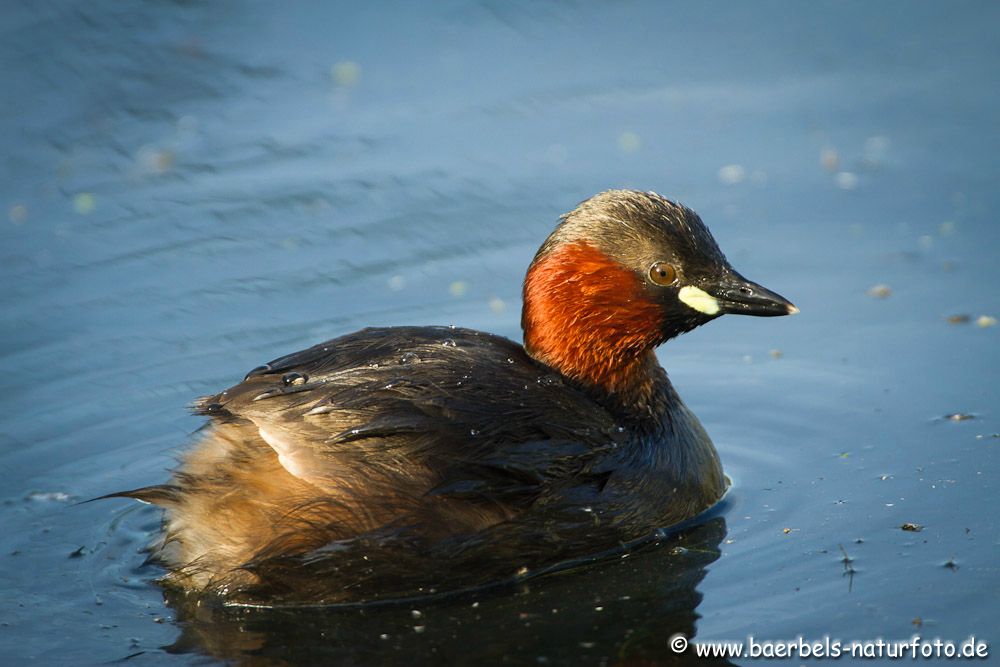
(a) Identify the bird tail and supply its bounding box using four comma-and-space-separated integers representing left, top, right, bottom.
85, 484, 181, 507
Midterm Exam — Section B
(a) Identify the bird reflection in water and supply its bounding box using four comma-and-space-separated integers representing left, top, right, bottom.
161, 516, 733, 667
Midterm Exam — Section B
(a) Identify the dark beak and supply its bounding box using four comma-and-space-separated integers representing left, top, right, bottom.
707, 272, 798, 317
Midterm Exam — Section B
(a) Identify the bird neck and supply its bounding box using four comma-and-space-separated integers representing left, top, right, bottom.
521, 242, 667, 414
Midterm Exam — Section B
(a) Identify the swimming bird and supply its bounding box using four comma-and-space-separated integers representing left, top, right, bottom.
117, 190, 796, 604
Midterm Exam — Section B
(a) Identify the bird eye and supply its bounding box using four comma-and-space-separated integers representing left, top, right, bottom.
648, 262, 678, 286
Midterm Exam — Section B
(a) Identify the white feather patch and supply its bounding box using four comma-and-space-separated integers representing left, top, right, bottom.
258, 426, 308, 479
678, 285, 720, 315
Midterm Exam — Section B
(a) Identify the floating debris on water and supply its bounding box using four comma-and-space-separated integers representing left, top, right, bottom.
839, 544, 856, 590
867, 284, 892, 299
900, 522, 923, 532
945, 413, 975, 422
136, 145, 175, 175
718, 164, 745, 185
617, 131, 640, 153
974, 433, 1000, 440
769, 349, 783, 359
839, 544, 854, 568
946, 314, 971, 325
820, 147, 839, 172
975, 315, 996, 328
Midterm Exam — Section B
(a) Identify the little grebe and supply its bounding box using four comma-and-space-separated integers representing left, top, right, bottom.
119, 190, 796, 604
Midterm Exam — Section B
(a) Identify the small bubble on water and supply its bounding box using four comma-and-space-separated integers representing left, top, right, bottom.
718, 164, 745, 185
176, 114, 198, 134
330, 60, 361, 86
617, 131, 641, 153
73, 192, 96, 215
867, 284, 892, 299
863, 135, 890, 162
9, 204, 27, 225
27, 492, 71, 503
835, 171, 859, 190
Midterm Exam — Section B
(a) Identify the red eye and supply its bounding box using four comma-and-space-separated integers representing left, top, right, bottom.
648, 262, 677, 286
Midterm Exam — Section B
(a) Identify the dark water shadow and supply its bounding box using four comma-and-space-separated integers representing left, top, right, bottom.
158, 518, 731, 666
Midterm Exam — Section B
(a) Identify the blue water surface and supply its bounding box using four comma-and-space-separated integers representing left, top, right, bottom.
1, 1, 998, 664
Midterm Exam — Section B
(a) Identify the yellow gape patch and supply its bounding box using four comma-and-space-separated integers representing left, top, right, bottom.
678, 285, 720, 315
